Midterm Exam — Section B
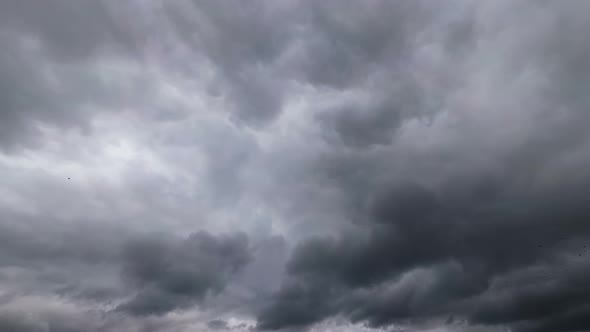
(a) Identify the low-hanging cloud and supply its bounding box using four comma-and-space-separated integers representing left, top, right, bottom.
119, 231, 252, 316
1, 1, 590, 332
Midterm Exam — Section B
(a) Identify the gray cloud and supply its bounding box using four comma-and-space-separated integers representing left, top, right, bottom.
258, 172, 590, 329
0, 0, 137, 61
208, 319, 230, 330
256, 1, 590, 330
118, 231, 252, 316
0, 196, 255, 326
0, 0, 146, 151
1, 1, 590, 332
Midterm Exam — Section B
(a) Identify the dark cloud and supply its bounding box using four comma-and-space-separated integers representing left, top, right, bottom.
516, 305, 590, 332
0, 302, 104, 332
0, 212, 254, 327
159, 0, 444, 130
0, 218, 123, 267
257, 278, 337, 331
118, 231, 252, 316
0, 0, 137, 61
1, 1, 590, 332
471, 262, 590, 332
317, 98, 404, 148
289, 1, 434, 88
160, 0, 294, 125
0, 29, 141, 151
0, 0, 146, 151
0, 0, 442, 149
256, 1, 590, 330
208, 319, 230, 330
0, 314, 41, 332
259, 169, 590, 329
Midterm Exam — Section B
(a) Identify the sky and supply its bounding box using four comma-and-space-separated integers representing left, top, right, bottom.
1, 1, 590, 331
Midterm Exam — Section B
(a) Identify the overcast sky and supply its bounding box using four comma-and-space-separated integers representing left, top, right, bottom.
1, 1, 590, 331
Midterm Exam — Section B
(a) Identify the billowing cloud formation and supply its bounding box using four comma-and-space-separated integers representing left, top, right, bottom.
1, 1, 590, 332
119, 231, 251, 316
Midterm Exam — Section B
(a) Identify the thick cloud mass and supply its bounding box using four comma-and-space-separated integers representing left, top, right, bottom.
119, 231, 251, 316
1, 1, 590, 332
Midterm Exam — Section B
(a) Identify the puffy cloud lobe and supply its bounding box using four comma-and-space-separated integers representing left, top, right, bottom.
258, 171, 590, 329
158, 0, 293, 125
208, 319, 230, 330
470, 262, 590, 332
0, 227, 253, 331
119, 231, 252, 316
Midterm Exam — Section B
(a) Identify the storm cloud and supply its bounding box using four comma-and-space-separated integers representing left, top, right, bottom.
118, 231, 251, 316
1, 1, 590, 332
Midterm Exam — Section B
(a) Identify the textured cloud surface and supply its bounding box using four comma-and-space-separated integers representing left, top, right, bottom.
1, 1, 590, 331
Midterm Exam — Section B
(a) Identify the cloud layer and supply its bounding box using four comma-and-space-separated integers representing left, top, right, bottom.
1, 1, 590, 331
